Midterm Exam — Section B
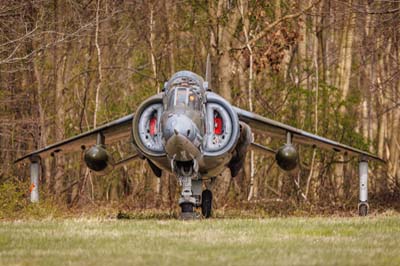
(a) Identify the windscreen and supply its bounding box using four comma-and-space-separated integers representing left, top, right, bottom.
167, 87, 201, 111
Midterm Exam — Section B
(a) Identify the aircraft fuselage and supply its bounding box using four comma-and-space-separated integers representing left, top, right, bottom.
131, 71, 248, 179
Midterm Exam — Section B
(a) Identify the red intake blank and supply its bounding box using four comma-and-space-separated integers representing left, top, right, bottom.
214, 117, 223, 135
149, 117, 157, 136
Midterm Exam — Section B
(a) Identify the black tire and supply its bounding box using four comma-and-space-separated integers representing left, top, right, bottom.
201, 189, 213, 218
359, 203, 368, 216
181, 202, 194, 213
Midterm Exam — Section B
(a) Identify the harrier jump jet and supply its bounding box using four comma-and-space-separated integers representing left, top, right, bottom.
16, 57, 384, 218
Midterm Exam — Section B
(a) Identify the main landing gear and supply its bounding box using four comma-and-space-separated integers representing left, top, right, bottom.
201, 189, 212, 218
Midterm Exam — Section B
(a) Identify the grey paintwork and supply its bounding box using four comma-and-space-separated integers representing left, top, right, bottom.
137, 103, 164, 152
234, 107, 384, 163
14, 114, 134, 163
30, 159, 39, 202
16, 71, 384, 176
131, 72, 240, 177
249, 142, 275, 155
204, 103, 233, 152
359, 161, 368, 202
15, 69, 384, 217
203, 92, 240, 157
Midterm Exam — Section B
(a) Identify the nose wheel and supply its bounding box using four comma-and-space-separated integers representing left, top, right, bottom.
180, 202, 198, 220
201, 189, 213, 218
175, 167, 212, 219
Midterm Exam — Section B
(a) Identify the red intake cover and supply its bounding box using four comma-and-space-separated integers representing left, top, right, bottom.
214, 117, 223, 135
149, 117, 157, 136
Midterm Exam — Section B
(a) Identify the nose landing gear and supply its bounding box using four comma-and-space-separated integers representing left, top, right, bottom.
178, 175, 198, 220
174, 160, 214, 219
180, 202, 198, 220
179, 189, 213, 219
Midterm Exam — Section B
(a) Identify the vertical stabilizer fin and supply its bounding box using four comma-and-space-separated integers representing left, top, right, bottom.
205, 54, 212, 91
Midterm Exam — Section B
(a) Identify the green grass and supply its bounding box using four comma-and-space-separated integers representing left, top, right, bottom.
1, 215, 400, 266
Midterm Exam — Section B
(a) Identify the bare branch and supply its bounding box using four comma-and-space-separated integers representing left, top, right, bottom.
93, 0, 103, 128
244, 0, 321, 49
0, 24, 38, 48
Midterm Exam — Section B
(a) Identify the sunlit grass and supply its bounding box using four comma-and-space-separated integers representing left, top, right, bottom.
1, 215, 400, 266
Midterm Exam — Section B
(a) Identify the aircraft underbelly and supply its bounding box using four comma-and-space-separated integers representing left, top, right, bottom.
145, 151, 233, 178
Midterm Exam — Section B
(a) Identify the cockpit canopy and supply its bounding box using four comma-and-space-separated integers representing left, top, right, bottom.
164, 71, 205, 111
164, 70, 204, 92
167, 87, 201, 111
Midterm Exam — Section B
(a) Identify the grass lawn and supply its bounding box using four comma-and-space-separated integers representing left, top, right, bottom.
1, 215, 400, 266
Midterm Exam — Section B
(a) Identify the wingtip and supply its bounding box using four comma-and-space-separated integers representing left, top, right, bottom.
360, 153, 386, 164
14, 153, 41, 164
14, 156, 27, 164
378, 157, 387, 164
14, 158, 26, 164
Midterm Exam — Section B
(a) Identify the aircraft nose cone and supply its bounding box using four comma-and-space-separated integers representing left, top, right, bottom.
162, 114, 197, 142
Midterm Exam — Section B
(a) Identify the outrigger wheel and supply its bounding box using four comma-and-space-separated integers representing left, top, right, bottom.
358, 202, 369, 216
201, 189, 213, 218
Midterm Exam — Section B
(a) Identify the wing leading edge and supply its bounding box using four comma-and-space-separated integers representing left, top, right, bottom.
15, 114, 134, 163
234, 107, 384, 163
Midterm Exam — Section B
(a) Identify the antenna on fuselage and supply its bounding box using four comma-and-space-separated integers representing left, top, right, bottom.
205, 54, 212, 91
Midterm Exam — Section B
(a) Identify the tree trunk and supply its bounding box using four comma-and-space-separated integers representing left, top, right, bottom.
208, 1, 241, 205
53, 0, 67, 197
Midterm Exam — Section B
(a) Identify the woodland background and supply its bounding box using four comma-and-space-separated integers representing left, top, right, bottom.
1, 0, 399, 216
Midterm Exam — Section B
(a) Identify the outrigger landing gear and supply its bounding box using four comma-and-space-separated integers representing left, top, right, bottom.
29, 155, 40, 203
358, 159, 369, 216
358, 202, 369, 216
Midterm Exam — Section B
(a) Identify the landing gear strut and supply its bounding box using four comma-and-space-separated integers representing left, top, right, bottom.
174, 160, 214, 219
358, 160, 369, 216
178, 175, 198, 220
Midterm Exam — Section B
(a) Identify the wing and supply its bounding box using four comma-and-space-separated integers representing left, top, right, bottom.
15, 114, 134, 163
234, 107, 384, 163
249, 142, 276, 156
